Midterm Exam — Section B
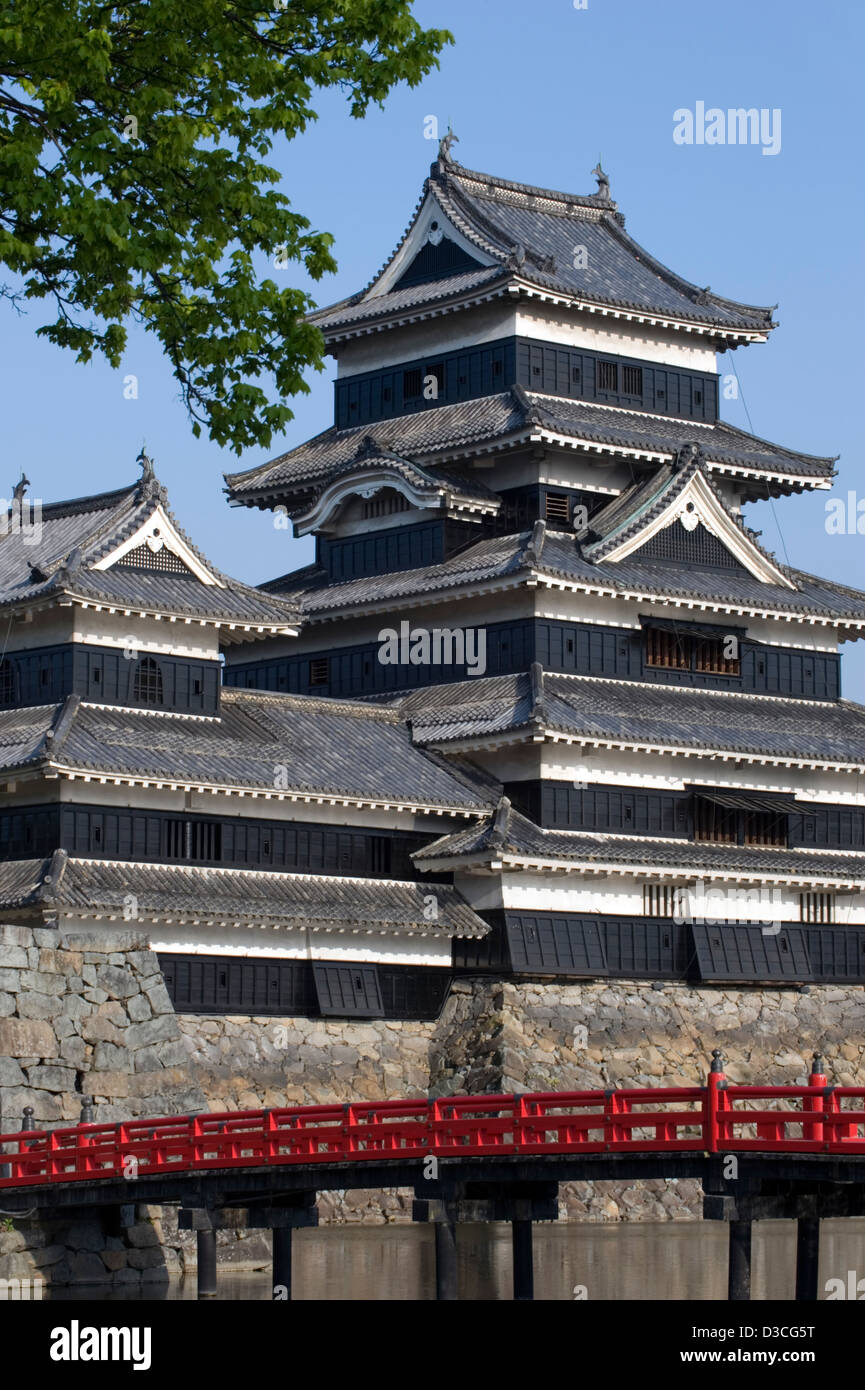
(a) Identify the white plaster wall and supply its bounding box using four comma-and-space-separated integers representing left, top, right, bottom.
540, 744, 865, 803
55, 778, 467, 834
499, 871, 865, 923
3, 609, 75, 651
514, 307, 719, 371
73, 608, 221, 661
334, 302, 518, 376
144, 920, 453, 966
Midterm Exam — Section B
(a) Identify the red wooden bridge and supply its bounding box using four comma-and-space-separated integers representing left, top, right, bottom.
2, 1056, 864, 1301
2, 1069, 864, 1189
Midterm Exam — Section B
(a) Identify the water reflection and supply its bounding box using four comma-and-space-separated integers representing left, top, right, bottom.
46, 1218, 865, 1301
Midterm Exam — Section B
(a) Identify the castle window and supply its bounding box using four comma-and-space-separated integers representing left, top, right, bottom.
545, 492, 570, 524
800, 892, 835, 925
309, 657, 329, 687
597, 360, 618, 392
693, 389, 703, 406
622, 365, 643, 396
0, 659, 16, 705
403, 368, 422, 399
132, 656, 163, 705
694, 799, 737, 845
645, 627, 689, 670
643, 884, 676, 917
361, 492, 410, 519
744, 811, 787, 848
425, 362, 446, 395
693, 636, 740, 676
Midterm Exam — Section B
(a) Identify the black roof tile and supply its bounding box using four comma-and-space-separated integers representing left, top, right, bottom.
404, 669, 865, 766
0, 689, 493, 812
0, 853, 488, 937
308, 153, 775, 338
414, 802, 865, 885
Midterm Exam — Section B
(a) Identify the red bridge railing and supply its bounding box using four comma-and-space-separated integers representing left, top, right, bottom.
1, 1062, 863, 1189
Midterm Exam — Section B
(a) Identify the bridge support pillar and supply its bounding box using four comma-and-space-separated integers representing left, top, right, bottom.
795, 1217, 820, 1302
511, 1204, 534, 1302
197, 1228, 217, 1299
727, 1220, 752, 1301
273, 1227, 293, 1300
433, 1205, 459, 1302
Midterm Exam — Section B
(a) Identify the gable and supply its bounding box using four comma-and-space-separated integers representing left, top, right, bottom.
629, 519, 746, 570
113, 541, 198, 577
393, 235, 486, 291
92, 504, 223, 587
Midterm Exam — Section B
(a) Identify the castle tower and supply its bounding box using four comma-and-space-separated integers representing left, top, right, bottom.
224, 142, 865, 988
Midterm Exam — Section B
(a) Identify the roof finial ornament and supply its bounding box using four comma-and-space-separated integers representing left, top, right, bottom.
591, 160, 611, 201
12, 472, 29, 503
136, 446, 155, 484
439, 127, 458, 164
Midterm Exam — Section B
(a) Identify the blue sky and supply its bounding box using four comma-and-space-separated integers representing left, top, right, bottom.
4, 0, 864, 689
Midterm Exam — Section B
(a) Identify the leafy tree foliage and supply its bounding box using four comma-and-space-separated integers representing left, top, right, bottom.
0, 1, 451, 450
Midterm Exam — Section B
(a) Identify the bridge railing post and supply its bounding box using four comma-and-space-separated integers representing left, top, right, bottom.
705, 1050, 726, 1152
804, 1054, 826, 1145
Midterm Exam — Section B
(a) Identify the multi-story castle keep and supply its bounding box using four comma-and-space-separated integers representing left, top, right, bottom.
221, 139, 865, 993
2, 138, 865, 1109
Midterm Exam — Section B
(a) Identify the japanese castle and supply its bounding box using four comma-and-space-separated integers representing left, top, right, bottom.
3, 137, 865, 1019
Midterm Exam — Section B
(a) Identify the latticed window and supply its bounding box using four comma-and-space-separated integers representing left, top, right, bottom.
694, 800, 737, 844
402, 368, 422, 399
643, 884, 676, 917
0, 658, 17, 705
361, 493, 410, 519
645, 627, 689, 670
744, 811, 787, 848
622, 365, 643, 396
800, 892, 835, 924
694, 636, 740, 676
132, 656, 163, 705
309, 657, 329, 686
544, 492, 570, 524
597, 360, 618, 391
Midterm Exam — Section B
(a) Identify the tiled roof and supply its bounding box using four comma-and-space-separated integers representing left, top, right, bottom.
261, 519, 865, 629
308, 152, 775, 339
0, 852, 488, 937
403, 667, 865, 766
413, 802, 865, 886
294, 437, 501, 525
225, 389, 832, 507
0, 472, 300, 633
225, 393, 527, 501
0, 689, 493, 813
309, 265, 508, 332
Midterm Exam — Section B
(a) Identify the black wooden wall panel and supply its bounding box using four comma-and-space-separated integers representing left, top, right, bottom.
0, 803, 436, 879
504, 780, 865, 850
160, 954, 451, 1019
334, 335, 718, 429
313, 962, 384, 1017
458, 913, 865, 984
226, 619, 840, 702
505, 913, 609, 975
0, 642, 220, 714
691, 923, 811, 981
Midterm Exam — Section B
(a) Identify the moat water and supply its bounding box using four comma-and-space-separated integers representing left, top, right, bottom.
47, 1219, 865, 1301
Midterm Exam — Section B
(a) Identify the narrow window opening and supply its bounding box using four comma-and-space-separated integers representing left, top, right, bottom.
622, 365, 643, 396
133, 656, 164, 705
544, 493, 570, 524
645, 627, 689, 670
597, 360, 618, 392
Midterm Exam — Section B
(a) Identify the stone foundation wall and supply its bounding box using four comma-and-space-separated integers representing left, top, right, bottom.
2, 922, 864, 1284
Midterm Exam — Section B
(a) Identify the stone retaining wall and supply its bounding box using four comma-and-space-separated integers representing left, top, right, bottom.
1, 923, 863, 1284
